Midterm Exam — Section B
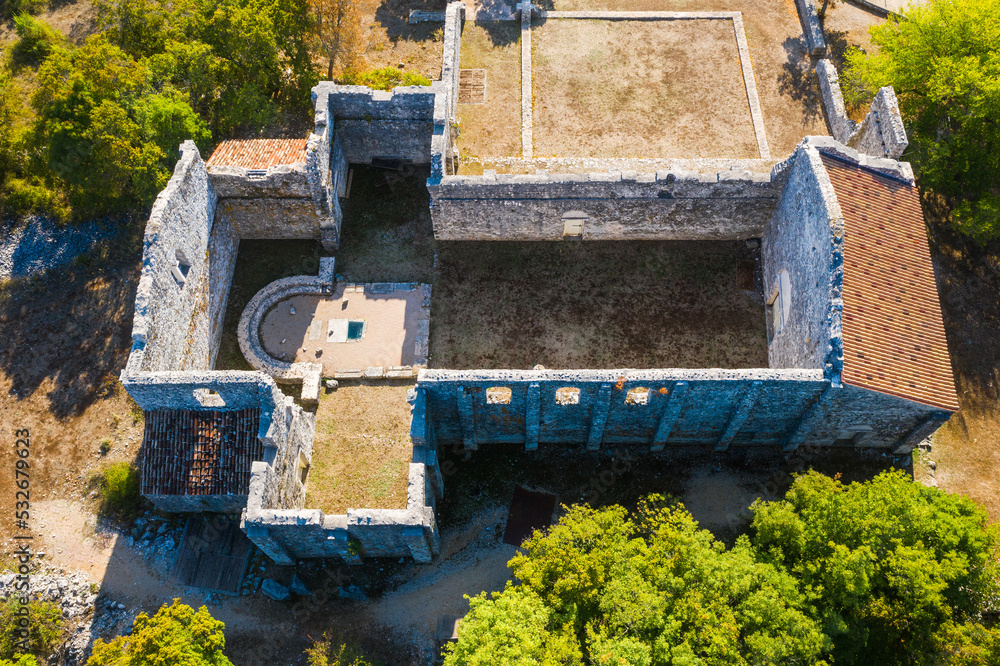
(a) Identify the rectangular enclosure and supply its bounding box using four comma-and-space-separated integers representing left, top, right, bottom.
430, 240, 767, 370
531, 19, 759, 158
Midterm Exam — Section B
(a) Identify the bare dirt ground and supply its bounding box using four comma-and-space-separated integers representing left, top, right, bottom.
350, 0, 449, 81
531, 0, 830, 158
306, 383, 414, 515
0, 0, 97, 46
430, 240, 768, 370
912, 206, 1000, 521
456, 21, 522, 160
532, 19, 758, 159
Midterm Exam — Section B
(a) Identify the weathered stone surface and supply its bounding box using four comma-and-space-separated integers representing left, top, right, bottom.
261, 579, 291, 601
289, 574, 313, 596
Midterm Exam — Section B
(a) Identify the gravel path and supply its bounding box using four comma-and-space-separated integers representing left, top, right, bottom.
0, 216, 116, 281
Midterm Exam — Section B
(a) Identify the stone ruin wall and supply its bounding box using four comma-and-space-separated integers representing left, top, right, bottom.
242, 389, 442, 565
762, 141, 844, 373
427, 164, 793, 241
815, 60, 908, 160
417, 369, 949, 455
126, 141, 237, 375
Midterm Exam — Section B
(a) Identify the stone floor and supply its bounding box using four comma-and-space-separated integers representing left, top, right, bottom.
259, 283, 430, 375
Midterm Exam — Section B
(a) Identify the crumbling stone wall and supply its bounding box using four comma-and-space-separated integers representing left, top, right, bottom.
427, 166, 791, 240
416, 368, 947, 453
816, 60, 908, 159
762, 141, 843, 371
128, 141, 234, 373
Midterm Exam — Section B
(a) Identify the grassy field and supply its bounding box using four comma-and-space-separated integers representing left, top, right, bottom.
532, 19, 758, 159
456, 21, 522, 161
306, 382, 414, 514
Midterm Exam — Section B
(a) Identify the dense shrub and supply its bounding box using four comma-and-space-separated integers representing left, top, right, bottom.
338, 67, 432, 91
97, 462, 144, 520
88, 599, 232, 665
12, 14, 64, 65
0, 598, 63, 662
0, 178, 71, 222
305, 635, 375, 666
446, 472, 1000, 665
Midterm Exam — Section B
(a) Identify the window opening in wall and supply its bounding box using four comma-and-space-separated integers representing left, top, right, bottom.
766, 269, 791, 342
625, 387, 650, 405
193, 388, 225, 408
555, 387, 580, 405
297, 451, 310, 484
171, 248, 192, 286
562, 211, 589, 239
833, 426, 871, 446
486, 387, 512, 404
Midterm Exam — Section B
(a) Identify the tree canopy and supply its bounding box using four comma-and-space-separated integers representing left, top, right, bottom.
87, 599, 232, 666
445, 471, 1000, 665
842, 0, 1000, 241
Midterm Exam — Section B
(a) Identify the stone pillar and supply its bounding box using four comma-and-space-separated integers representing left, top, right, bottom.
525, 382, 540, 451
458, 386, 477, 450
651, 381, 688, 451
587, 384, 612, 451
782, 384, 832, 452
402, 525, 432, 563
716, 380, 762, 451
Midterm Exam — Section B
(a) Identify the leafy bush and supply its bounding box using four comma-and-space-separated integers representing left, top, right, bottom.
12, 14, 63, 65
305, 635, 375, 666
338, 68, 432, 91
447, 474, 1000, 665
97, 462, 144, 520
0, 656, 39, 666
0, 178, 71, 222
0, 598, 63, 661
88, 599, 232, 666
842, 0, 1000, 242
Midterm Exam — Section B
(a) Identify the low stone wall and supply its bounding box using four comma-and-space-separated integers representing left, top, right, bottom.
816, 60, 908, 159
416, 368, 948, 452
242, 391, 442, 564
794, 0, 826, 56
427, 164, 790, 240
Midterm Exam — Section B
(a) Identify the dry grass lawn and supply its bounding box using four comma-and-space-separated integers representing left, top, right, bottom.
430, 240, 768, 370
531, 19, 758, 159
306, 383, 415, 515
528, 0, 829, 158
457, 21, 522, 160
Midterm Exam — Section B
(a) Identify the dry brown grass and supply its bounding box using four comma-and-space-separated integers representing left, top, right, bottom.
913, 210, 1000, 521
430, 240, 768, 370
305, 382, 415, 514
531, 19, 758, 159
527, 0, 829, 158
456, 21, 522, 159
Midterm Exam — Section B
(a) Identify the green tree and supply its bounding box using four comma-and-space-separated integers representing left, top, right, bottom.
0, 656, 40, 666
31, 35, 209, 215
0, 599, 63, 662
88, 599, 233, 666
446, 499, 829, 665
842, 0, 1000, 241
751, 470, 1000, 665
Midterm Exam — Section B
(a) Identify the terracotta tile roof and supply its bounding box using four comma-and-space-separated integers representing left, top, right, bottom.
206, 139, 308, 169
140, 409, 263, 497
821, 153, 959, 412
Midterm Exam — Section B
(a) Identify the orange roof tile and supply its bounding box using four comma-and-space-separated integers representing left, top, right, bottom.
206, 138, 308, 169
821, 153, 958, 412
